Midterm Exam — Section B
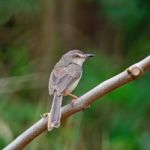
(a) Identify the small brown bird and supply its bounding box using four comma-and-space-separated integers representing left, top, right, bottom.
47, 50, 94, 131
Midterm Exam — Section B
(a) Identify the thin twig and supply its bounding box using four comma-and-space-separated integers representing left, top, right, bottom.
3, 56, 150, 150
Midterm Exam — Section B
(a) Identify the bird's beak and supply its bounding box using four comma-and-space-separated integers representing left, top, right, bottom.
86, 53, 95, 58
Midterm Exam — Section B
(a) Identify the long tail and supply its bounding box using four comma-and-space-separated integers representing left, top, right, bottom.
48, 93, 63, 131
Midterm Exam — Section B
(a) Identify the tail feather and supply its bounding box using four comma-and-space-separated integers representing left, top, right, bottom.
48, 94, 62, 131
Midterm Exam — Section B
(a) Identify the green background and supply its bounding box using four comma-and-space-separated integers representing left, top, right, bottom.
0, 0, 150, 149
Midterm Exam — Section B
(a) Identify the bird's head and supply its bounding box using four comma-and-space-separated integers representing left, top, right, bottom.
63, 50, 94, 66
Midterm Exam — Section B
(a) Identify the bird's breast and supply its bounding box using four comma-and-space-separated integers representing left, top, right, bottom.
66, 75, 82, 93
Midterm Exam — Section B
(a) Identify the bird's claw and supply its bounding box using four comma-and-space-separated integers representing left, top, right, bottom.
70, 99, 77, 107
70, 99, 91, 111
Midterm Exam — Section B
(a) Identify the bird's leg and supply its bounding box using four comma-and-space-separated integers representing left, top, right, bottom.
64, 91, 78, 99
64, 91, 78, 107
64, 91, 91, 110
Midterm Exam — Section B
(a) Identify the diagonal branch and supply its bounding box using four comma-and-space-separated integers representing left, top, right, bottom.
3, 56, 150, 150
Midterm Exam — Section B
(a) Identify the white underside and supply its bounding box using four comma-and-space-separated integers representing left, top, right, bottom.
66, 75, 82, 93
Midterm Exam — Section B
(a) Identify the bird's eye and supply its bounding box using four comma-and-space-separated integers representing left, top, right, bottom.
75, 54, 80, 58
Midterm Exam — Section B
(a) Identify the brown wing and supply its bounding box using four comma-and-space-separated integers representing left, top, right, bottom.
49, 63, 82, 95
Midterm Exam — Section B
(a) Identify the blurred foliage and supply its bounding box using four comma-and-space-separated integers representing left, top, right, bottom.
0, 0, 150, 150
0, 0, 41, 25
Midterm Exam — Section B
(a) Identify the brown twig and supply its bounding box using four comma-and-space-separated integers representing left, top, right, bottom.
3, 56, 150, 150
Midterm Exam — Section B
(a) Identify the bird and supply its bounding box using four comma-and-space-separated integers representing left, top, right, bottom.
47, 50, 94, 131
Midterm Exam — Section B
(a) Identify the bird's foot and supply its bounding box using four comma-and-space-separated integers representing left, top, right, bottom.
70, 98, 77, 107
41, 113, 49, 119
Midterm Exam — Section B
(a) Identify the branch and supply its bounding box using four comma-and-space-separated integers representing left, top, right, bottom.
3, 56, 150, 150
